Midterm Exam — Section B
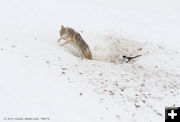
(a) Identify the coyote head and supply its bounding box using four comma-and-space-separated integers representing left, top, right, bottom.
59, 25, 66, 37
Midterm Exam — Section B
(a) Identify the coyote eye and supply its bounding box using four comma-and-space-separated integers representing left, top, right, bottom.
60, 29, 62, 33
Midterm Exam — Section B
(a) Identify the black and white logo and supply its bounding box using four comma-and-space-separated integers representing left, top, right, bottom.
165, 107, 180, 122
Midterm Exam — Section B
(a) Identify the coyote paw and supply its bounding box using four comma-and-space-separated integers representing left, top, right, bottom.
57, 38, 61, 42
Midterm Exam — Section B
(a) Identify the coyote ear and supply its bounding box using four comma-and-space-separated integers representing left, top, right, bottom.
61, 25, 64, 29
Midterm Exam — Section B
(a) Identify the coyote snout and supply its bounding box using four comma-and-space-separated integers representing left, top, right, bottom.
57, 25, 92, 59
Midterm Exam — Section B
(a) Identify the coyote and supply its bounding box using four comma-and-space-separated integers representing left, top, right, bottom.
57, 25, 92, 59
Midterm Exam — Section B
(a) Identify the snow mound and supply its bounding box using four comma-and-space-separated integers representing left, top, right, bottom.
91, 31, 146, 64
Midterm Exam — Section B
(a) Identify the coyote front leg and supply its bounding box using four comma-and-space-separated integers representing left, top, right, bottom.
60, 33, 76, 47
60, 40, 72, 47
57, 37, 62, 42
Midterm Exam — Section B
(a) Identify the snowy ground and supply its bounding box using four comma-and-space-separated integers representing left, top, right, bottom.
0, 0, 180, 122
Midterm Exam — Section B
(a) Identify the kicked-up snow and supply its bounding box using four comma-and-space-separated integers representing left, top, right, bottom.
0, 0, 180, 122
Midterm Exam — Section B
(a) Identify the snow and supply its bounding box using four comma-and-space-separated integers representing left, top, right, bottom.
0, 0, 180, 122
